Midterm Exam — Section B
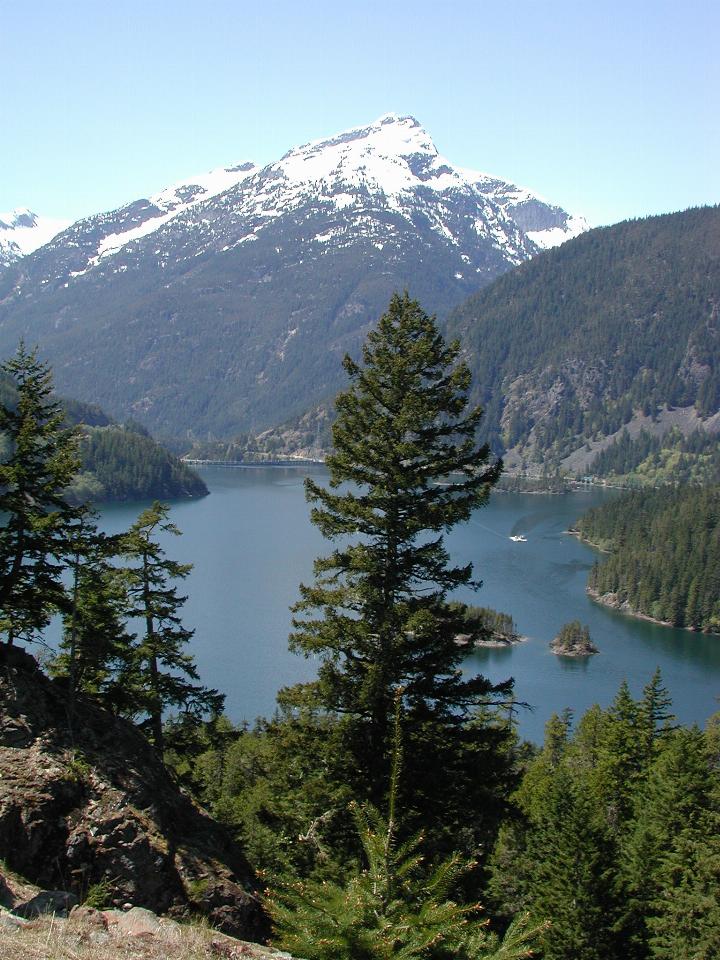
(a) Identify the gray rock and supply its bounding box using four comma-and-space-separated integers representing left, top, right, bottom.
14, 889, 78, 918
0, 718, 33, 747
112, 905, 164, 936
0, 649, 267, 940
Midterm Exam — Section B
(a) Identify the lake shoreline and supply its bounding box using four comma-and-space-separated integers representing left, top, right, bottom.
569, 528, 720, 637
586, 587, 720, 636
474, 634, 529, 649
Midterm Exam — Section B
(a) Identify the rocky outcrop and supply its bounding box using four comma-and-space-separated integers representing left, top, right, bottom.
0, 901, 293, 959
0, 644, 268, 941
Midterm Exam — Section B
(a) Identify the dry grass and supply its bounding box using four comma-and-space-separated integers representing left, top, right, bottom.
0, 915, 282, 960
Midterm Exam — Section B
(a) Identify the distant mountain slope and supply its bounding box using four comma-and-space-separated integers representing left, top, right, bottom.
0, 115, 585, 439
446, 205, 720, 469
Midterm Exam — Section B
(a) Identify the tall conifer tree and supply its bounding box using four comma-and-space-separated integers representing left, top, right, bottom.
52, 506, 134, 720
287, 292, 512, 847
119, 501, 223, 755
0, 343, 80, 644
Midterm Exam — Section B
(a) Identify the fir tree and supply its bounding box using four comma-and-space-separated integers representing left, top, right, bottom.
648, 810, 720, 960
269, 801, 544, 960
287, 291, 511, 847
119, 501, 223, 755
52, 506, 134, 721
618, 725, 716, 958
0, 343, 80, 644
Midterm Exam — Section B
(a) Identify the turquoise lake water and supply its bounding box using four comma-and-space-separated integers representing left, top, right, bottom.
96, 466, 720, 743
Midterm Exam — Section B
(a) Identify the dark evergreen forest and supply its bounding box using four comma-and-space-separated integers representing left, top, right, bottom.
446, 206, 720, 464
1, 369, 207, 503
577, 484, 720, 632
75, 424, 208, 502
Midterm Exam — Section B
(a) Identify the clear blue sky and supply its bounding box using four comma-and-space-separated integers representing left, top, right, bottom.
2, 0, 718, 227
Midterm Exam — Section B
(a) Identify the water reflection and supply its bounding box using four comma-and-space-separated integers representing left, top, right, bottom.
555, 654, 592, 674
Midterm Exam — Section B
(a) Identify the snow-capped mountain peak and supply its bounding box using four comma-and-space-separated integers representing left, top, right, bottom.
1, 115, 586, 277
222, 113, 586, 255
276, 114, 463, 200
0, 115, 591, 443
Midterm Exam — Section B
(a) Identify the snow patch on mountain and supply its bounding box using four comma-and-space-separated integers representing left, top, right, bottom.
464, 169, 590, 246
527, 217, 587, 249
276, 114, 457, 199
0, 208, 70, 263
93, 162, 259, 263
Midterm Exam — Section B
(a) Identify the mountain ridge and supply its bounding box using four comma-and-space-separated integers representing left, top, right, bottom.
0, 114, 586, 440
2, 115, 585, 275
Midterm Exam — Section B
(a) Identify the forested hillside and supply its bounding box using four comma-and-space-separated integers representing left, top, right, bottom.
576, 484, 720, 632
0, 371, 207, 502
446, 206, 720, 471
488, 677, 720, 960
63, 397, 208, 502
73, 422, 208, 502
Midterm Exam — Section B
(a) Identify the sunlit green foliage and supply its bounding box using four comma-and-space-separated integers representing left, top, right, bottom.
488, 675, 720, 960
269, 800, 544, 960
587, 427, 720, 486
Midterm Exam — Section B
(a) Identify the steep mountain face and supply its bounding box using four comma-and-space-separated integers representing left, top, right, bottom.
445, 205, 720, 472
0, 208, 70, 266
0, 115, 585, 439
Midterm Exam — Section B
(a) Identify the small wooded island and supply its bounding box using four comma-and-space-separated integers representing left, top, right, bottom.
550, 620, 598, 657
450, 602, 524, 647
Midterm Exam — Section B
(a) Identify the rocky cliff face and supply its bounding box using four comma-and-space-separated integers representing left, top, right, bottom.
0, 644, 268, 941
